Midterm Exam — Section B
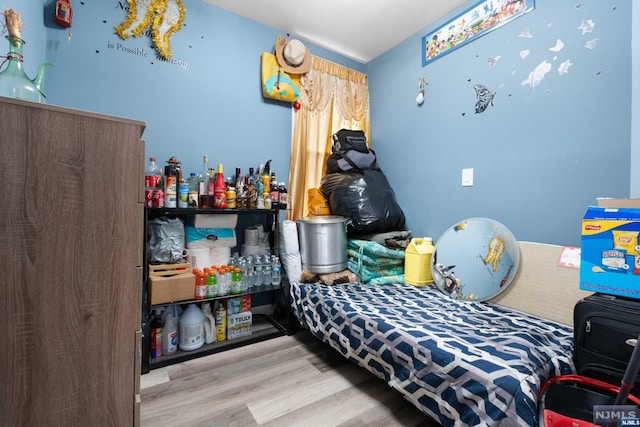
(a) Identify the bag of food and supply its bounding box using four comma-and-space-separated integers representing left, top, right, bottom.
147, 217, 186, 264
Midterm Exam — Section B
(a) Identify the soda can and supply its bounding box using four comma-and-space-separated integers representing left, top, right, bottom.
178, 181, 189, 208
145, 189, 154, 208
152, 189, 164, 208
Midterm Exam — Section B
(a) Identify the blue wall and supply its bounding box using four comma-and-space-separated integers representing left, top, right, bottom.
4, 0, 636, 247
14, 0, 363, 185
368, 0, 633, 246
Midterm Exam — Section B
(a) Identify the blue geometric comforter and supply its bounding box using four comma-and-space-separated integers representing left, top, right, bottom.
290, 281, 575, 426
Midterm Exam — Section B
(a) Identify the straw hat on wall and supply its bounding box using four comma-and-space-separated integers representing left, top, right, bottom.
275, 36, 311, 74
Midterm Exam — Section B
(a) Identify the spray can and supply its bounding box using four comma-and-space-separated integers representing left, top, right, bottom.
215, 302, 226, 342
150, 308, 163, 359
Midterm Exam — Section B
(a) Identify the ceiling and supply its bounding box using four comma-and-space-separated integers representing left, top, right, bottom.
202, 0, 469, 64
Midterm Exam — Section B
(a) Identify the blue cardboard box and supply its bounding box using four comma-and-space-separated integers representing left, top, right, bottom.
580, 203, 640, 299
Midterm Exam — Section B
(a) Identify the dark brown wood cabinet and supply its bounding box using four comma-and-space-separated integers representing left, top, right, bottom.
0, 97, 146, 425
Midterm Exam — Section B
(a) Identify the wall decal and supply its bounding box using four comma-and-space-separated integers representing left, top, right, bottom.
521, 60, 551, 94
114, 0, 185, 59
473, 84, 495, 113
558, 60, 572, 75
577, 19, 595, 34
422, 0, 535, 67
585, 38, 599, 49
549, 39, 564, 52
487, 55, 501, 66
519, 27, 533, 38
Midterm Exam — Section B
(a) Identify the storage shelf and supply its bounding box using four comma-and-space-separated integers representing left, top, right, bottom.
142, 204, 291, 374
146, 207, 278, 215
148, 314, 286, 370
149, 286, 283, 309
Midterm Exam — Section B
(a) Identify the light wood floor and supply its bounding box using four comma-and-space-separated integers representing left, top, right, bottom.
140, 329, 442, 427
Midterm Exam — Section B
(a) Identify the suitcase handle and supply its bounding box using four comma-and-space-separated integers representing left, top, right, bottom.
539, 374, 640, 406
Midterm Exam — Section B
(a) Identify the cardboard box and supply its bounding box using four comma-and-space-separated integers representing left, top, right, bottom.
148, 262, 195, 305
226, 295, 251, 315
227, 311, 252, 339
580, 202, 640, 299
597, 198, 640, 209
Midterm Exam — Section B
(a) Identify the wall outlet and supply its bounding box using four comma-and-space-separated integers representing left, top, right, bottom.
462, 168, 474, 186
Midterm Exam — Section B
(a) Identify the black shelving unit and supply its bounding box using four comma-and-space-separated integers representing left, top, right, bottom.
141, 206, 291, 374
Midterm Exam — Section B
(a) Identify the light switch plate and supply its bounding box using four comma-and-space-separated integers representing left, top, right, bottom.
462, 168, 474, 186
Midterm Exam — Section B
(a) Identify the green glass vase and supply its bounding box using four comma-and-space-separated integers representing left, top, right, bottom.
0, 36, 52, 103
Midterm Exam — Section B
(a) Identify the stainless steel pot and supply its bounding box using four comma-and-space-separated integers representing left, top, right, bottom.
297, 215, 347, 274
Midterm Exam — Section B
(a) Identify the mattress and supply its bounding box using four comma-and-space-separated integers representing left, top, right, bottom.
290, 281, 575, 426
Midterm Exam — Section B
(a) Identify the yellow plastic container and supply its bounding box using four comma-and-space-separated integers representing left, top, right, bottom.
404, 237, 435, 286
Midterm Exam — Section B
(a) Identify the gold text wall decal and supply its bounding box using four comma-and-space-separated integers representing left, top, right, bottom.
115, 0, 185, 59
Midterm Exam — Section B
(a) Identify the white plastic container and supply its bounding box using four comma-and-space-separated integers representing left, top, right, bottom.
161, 306, 178, 355
201, 302, 216, 344
179, 304, 205, 351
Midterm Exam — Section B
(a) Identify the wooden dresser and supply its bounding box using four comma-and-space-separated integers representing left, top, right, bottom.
0, 97, 146, 425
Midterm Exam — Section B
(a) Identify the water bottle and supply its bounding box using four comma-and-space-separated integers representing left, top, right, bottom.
253, 255, 263, 288
262, 255, 272, 288
217, 267, 229, 296
271, 255, 281, 288
237, 257, 248, 292
244, 256, 254, 291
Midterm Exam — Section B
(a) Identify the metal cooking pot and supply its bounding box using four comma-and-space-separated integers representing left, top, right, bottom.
297, 215, 347, 274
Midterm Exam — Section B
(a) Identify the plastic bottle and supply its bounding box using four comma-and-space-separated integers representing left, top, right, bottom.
198, 155, 209, 208
262, 255, 272, 288
161, 306, 178, 355
201, 302, 216, 344
187, 172, 198, 208
215, 302, 226, 342
213, 163, 227, 209
278, 182, 288, 210
271, 255, 281, 288
231, 267, 242, 294
206, 268, 218, 298
225, 266, 232, 294
195, 272, 207, 300
253, 255, 263, 287
270, 174, 279, 209
179, 304, 205, 351
144, 157, 162, 208
226, 185, 236, 209
150, 307, 163, 359
164, 157, 179, 208
244, 256, 254, 291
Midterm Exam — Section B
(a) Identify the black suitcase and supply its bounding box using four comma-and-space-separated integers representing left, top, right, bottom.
574, 293, 640, 392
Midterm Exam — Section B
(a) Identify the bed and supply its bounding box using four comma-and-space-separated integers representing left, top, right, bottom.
290, 273, 577, 426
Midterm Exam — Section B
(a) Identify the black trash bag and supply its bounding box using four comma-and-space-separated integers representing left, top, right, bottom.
147, 217, 185, 264
320, 170, 406, 236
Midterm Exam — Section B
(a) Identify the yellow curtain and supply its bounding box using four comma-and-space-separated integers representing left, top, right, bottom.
287, 56, 370, 221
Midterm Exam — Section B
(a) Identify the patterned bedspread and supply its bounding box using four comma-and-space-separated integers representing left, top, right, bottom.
290, 281, 575, 426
